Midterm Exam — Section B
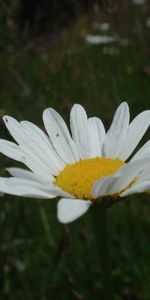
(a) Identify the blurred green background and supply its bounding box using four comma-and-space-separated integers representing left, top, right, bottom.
0, 0, 150, 299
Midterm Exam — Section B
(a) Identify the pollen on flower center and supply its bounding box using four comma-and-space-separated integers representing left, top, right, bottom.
54, 157, 125, 200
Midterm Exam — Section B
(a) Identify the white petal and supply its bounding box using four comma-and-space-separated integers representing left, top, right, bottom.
104, 102, 130, 157
7, 168, 73, 199
19, 145, 54, 182
3, 116, 61, 179
57, 198, 91, 223
43, 108, 79, 164
135, 166, 150, 182
0, 139, 25, 162
92, 174, 120, 197
109, 159, 148, 194
88, 117, 105, 157
3, 116, 65, 176
21, 121, 65, 172
121, 181, 150, 197
118, 110, 150, 160
0, 177, 57, 199
3, 116, 26, 144
92, 159, 149, 197
136, 162, 150, 179
70, 104, 89, 159
139, 172, 150, 182
131, 140, 150, 162
20, 131, 62, 176
0, 177, 71, 199
7, 167, 48, 184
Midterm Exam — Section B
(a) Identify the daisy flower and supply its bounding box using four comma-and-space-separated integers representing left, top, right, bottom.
0, 102, 150, 224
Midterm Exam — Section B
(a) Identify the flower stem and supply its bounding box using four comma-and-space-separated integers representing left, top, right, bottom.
90, 204, 114, 300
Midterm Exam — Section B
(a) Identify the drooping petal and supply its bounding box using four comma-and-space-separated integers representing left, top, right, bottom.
43, 108, 79, 164
70, 104, 89, 159
88, 117, 105, 157
104, 102, 130, 157
118, 110, 150, 160
57, 198, 91, 223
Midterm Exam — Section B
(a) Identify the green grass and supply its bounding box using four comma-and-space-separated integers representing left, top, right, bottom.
0, 2, 150, 299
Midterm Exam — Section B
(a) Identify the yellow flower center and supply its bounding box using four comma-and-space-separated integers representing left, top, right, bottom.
55, 157, 124, 200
